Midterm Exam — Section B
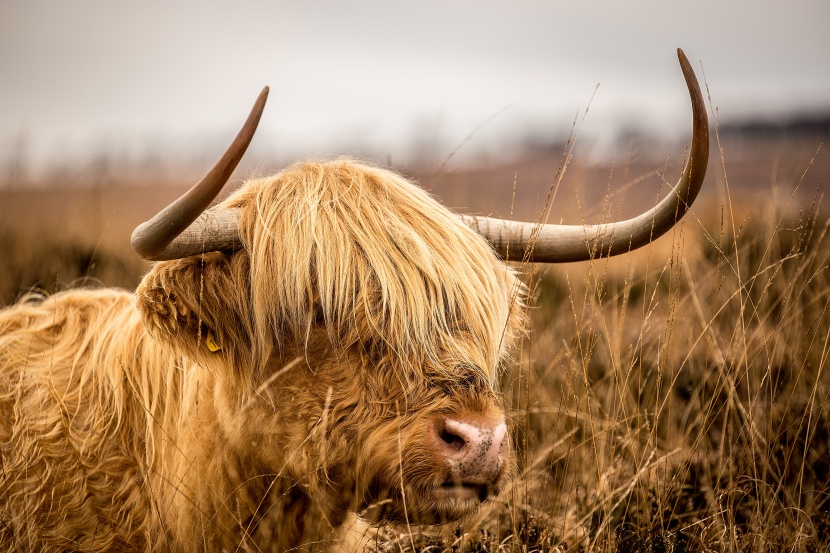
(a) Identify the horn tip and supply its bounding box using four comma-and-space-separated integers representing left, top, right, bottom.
250, 86, 270, 115
676, 48, 691, 71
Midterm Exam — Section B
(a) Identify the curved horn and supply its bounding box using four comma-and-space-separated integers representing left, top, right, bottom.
461, 49, 709, 263
131, 87, 268, 261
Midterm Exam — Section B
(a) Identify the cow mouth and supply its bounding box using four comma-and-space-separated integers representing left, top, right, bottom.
359, 481, 496, 525
434, 481, 491, 503
360, 469, 505, 525
407, 480, 496, 523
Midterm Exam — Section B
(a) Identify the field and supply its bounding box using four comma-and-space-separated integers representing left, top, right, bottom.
1, 132, 829, 551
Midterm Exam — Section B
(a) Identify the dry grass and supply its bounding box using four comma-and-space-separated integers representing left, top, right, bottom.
0, 138, 827, 551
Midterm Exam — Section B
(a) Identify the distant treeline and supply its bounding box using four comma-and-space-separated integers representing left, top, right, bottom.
719, 112, 830, 141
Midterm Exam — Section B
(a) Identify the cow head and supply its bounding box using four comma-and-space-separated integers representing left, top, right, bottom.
136, 158, 525, 525
133, 49, 708, 527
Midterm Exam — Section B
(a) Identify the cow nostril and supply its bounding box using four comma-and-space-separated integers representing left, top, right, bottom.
439, 427, 465, 451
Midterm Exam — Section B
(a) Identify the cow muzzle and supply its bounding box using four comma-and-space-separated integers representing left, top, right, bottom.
429, 415, 508, 501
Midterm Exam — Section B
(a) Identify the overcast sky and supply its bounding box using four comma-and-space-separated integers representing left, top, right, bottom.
1, 0, 828, 170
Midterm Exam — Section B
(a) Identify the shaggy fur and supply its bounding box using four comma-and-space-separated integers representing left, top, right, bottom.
0, 159, 526, 552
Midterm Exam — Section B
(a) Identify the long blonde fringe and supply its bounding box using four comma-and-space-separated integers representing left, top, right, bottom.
226, 159, 526, 382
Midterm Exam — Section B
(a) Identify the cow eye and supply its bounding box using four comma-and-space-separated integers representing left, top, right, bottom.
444, 367, 490, 391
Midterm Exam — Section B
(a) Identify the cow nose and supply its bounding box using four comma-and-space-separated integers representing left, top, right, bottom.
431, 416, 507, 484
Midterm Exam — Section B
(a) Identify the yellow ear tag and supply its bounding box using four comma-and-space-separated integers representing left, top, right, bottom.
205, 331, 222, 353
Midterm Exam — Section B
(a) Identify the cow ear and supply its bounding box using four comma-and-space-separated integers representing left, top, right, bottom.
136, 253, 254, 367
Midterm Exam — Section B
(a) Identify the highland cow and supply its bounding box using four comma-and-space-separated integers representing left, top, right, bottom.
0, 50, 708, 552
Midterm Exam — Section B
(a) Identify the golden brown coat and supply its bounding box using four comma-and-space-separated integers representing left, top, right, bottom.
0, 160, 525, 551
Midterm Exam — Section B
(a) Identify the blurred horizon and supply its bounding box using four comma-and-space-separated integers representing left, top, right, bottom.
2, 1, 829, 178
